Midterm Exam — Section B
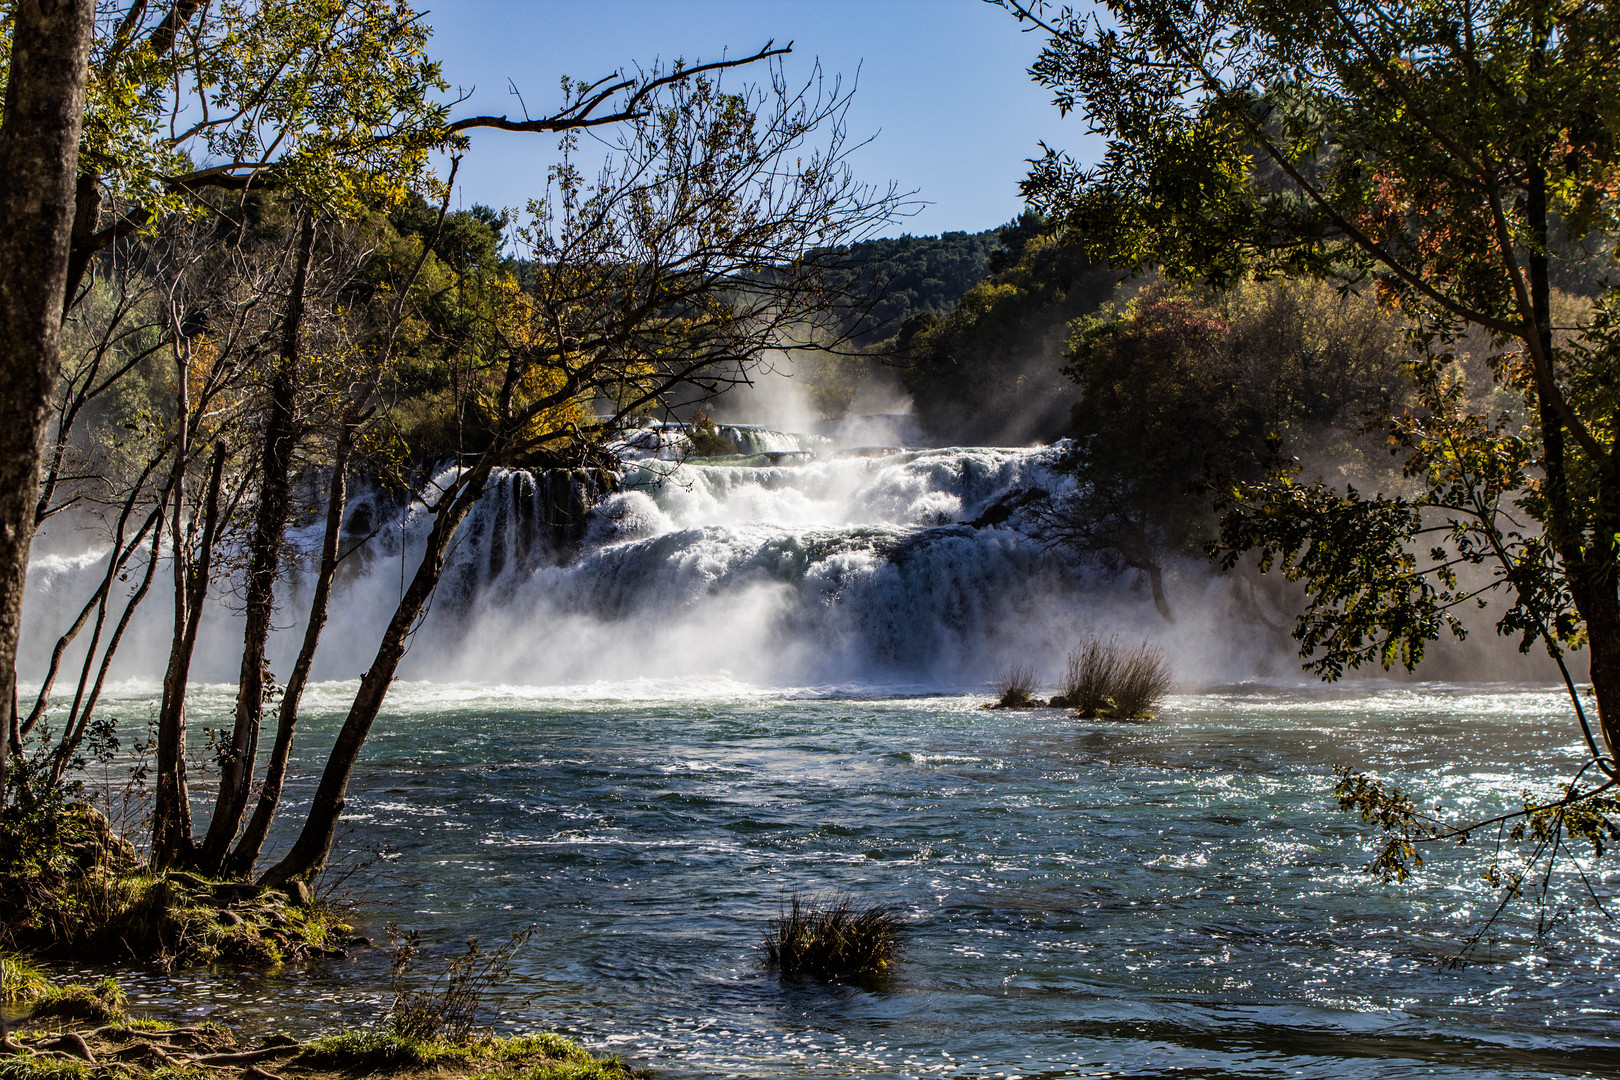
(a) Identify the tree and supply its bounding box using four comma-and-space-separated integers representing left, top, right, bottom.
993, 0, 1620, 751
1037, 277, 1409, 621
0, 0, 97, 791
7, 0, 830, 873
899, 227, 1118, 442
993, 0, 1620, 952
257, 58, 899, 887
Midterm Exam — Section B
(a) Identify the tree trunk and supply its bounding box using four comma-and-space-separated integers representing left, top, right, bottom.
152, 440, 226, 868
25, 499, 155, 741
1522, 119, 1620, 758
1143, 560, 1173, 623
49, 504, 166, 785
259, 462, 494, 887
201, 213, 315, 874
227, 439, 351, 877
0, 0, 96, 794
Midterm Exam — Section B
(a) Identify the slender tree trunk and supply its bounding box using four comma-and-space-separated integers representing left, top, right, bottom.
28, 465, 163, 740
227, 438, 351, 877
0, 0, 96, 795
62, 171, 101, 313
1520, 106, 1620, 757
1143, 561, 1173, 623
259, 463, 494, 888
152, 440, 227, 868
50, 503, 167, 785
26, 446, 166, 735
201, 214, 315, 874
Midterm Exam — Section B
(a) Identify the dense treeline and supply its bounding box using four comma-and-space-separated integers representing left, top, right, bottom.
1043, 276, 1415, 617
836, 229, 1003, 345
896, 216, 1119, 443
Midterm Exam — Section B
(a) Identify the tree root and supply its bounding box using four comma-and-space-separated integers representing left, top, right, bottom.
194, 1044, 304, 1065
42, 1032, 97, 1062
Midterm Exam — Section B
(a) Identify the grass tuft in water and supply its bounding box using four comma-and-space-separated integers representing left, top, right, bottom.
0, 954, 49, 1005
990, 662, 1041, 709
763, 893, 900, 985
1053, 634, 1171, 719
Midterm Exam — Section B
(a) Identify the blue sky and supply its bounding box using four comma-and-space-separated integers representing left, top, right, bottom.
425, 1, 1098, 236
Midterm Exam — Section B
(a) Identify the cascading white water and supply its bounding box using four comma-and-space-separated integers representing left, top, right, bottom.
18, 420, 1277, 693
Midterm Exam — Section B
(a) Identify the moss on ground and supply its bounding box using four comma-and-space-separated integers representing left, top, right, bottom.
26, 979, 126, 1025
7, 870, 351, 969
0, 971, 642, 1080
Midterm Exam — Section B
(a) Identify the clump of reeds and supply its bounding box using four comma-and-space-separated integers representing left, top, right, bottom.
385, 924, 535, 1044
763, 893, 901, 985
989, 662, 1041, 709
1051, 634, 1171, 719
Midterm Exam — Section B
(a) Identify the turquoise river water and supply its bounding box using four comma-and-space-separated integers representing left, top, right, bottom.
75, 679, 1620, 1080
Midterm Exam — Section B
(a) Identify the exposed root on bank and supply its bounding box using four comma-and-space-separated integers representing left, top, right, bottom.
0, 967, 642, 1080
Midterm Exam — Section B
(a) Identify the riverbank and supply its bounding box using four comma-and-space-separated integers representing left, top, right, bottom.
0, 805, 349, 970
0, 959, 640, 1080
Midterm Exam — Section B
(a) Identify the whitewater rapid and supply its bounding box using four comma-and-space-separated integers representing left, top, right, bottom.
20, 421, 1271, 692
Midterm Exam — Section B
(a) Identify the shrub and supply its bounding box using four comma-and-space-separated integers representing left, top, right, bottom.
1055, 636, 1118, 715
1055, 634, 1172, 719
1110, 640, 1174, 719
685, 421, 740, 457
991, 662, 1040, 708
763, 893, 901, 986
385, 924, 535, 1045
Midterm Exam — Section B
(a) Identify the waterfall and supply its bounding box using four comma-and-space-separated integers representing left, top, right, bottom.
19, 420, 1273, 692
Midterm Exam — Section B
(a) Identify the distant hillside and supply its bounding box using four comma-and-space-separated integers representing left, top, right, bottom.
839, 228, 1004, 345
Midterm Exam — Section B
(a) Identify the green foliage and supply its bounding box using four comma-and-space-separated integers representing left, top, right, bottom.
296, 1030, 635, 1079
487, 1034, 598, 1064
1210, 331, 1571, 678
1001, 0, 1620, 303
1070, 278, 1406, 539
834, 228, 1003, 345
999, 0, 1620, 721
483, 1061, 641, 1080
1334, 764, 1620, 961
300, 1031, 453, 1069
763, 894, 901, 986
84, 0, 450, 217
0, 954, 48, 1006
1333, 767, 1431, 882
899, 230, 1119, 441
1032, 277, 1406, 620
0, 760, 94, 932
0, 1057, 94, 1080
683, 415, 741, 457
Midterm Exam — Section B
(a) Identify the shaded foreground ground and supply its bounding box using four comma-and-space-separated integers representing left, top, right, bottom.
1, 965, 639, 1080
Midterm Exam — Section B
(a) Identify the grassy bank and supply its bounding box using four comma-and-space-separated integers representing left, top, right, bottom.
2, 803, 349, 969
4, 869, 352, 969
0, 960, 640, 1080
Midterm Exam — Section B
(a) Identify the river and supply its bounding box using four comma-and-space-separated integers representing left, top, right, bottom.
25, 423, 1620, 1077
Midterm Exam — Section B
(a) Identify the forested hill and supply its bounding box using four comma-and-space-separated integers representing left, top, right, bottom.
838, 228, 1003, 345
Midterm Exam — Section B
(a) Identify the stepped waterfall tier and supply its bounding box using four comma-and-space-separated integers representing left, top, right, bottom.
23, 422, 1260, 691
